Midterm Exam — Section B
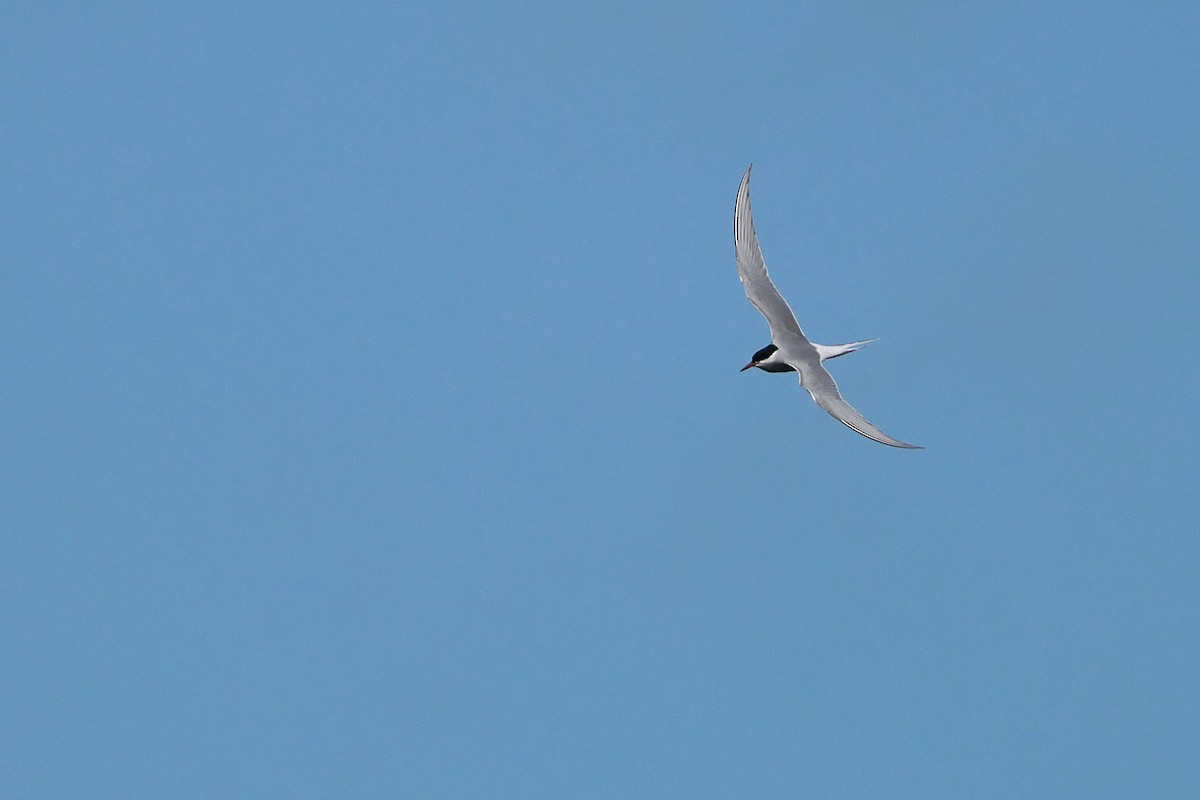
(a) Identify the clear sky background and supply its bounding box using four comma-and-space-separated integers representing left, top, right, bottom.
4, 3, 1198, 797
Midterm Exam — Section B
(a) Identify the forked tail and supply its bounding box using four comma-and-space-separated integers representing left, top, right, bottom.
815, 338, 878, 361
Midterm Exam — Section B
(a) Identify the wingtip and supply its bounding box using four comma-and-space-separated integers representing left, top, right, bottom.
875, 436, 924, 450
881, 433, 923, 450
882, 439, 924, 450
835, 415, 924, 450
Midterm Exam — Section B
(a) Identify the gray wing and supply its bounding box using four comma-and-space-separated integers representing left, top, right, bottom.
735, 165, 809, 345
796, 361, 923, 449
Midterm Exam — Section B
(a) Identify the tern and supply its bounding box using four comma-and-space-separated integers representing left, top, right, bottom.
735, 165, 922, 449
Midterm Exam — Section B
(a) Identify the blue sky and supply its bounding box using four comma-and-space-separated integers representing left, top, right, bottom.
3, 2, 1198, 797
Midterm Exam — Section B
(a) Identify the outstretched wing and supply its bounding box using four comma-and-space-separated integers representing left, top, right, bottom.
796, 361, 923, 449
735, 165, 809, 345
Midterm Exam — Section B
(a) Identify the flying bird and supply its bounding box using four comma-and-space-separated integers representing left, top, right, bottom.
734, 165, 922, 449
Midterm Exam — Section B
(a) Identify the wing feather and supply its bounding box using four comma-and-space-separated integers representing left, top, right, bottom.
735, 166, 809, 345
797, 361, 923, 449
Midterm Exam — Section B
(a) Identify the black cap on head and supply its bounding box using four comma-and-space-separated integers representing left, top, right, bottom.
751, 344, 778, 363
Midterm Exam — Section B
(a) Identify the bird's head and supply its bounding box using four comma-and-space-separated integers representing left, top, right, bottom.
740, 344, 779, 372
